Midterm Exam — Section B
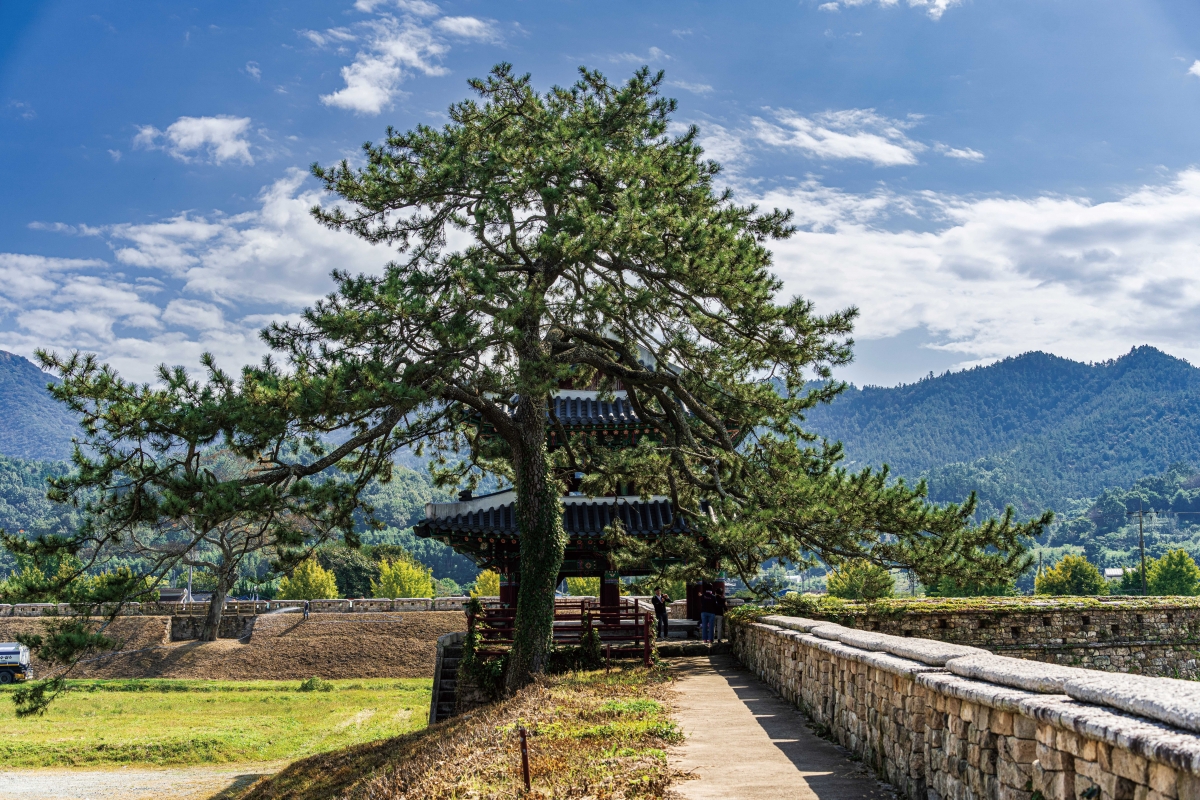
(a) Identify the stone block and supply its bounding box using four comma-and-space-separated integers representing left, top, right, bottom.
993, 711, 1014, 736
1112, 750, 1149, 784
1007, 738, 1037, 764
1174, 769, 1200, 800
1036, 744, 1069, 771
1066, 673, 1200, 735
1013, 716, 1037, 740
1055, 730, 1082, 757
1149, 763, 1178, 798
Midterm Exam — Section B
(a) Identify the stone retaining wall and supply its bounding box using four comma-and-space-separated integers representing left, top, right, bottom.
0, 597, 481, 617
810, 600, 1200, 678
731, 614, 1200, 800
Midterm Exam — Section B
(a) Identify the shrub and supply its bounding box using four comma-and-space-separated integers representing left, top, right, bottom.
435, 577, 461, 597
1148, 549, 1200, 596
298, 676, 332, 692
826, 560, 894, 600
924, 575, 1017, 597
372, 557, 434, 598
1034, 554, 1107, 596
277, 559, 340, 600
471, 569, 500, 597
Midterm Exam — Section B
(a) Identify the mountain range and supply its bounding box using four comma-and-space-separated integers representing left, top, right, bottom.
0, 350, 77, 461
803, 346, 1200, 518
2, 346, 1199, 523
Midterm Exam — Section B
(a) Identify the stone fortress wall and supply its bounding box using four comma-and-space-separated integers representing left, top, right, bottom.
730, 613, 1200, 800
808, 598, 1200, 678
0, 596, 476, 618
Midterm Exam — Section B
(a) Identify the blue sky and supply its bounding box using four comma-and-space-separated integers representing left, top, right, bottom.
4, 0, 1200, 385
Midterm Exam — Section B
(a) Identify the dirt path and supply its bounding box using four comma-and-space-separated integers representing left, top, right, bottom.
0, 762, 284, 800
670, 654, 897, 800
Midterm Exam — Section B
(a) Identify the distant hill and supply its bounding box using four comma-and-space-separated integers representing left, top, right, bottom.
0, 350, 77, 461
803, 346, 1200, 517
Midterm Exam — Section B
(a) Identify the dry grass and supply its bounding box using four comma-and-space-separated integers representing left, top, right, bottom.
0, 612, 464, 680
238, 665, 681, 800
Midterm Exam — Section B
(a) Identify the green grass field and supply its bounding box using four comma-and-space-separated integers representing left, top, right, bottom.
0, 678, 431, 767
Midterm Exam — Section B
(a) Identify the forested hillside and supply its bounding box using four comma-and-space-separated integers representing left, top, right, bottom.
805, 346, 1200, 518
0, 350, 78, 461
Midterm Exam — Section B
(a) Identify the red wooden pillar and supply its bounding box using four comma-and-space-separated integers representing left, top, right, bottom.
600, 570, 620, 626
499, 569, 518, 609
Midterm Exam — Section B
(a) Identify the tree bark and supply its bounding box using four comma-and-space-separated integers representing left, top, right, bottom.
200, 568, 234, 642
504, 394, 567, 692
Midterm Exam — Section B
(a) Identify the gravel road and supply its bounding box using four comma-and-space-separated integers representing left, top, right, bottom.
0, 762, 284, 800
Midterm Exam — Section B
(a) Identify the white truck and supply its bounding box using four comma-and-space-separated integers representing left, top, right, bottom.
0, 643, 32, 683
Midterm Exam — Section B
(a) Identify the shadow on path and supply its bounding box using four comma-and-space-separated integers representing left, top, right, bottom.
671, 654, 897, 800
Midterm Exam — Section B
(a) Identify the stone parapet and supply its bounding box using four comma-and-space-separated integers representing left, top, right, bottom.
797, 598, 1200, 678
731, 615, 1200, 800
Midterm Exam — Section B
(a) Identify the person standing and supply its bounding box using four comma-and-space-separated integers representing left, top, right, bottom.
303, 599, 311, 620
651, 588, 671, 639
713, 588, 727, 643
700, 589, 717, 644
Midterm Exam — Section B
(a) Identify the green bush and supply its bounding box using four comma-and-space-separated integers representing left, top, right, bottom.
298, 676, 332, 692
1034, 554, 1107, 596
1148, 549, 1200, 596
826, 560, 894, 600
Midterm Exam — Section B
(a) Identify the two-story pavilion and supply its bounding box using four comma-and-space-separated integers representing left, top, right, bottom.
412, 389, 703, 608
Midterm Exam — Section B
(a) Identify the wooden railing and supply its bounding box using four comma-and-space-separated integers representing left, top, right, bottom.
472, 597, 654, 667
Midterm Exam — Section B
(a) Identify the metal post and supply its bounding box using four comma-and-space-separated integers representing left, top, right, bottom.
518, 726, 531, 792
643, 611, 652, 667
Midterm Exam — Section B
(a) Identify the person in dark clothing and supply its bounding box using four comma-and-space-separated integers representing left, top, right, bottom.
651, 588, 671, 639
303, 599, 310, 620
713, 589, 727, 643
700, 589, 717, 643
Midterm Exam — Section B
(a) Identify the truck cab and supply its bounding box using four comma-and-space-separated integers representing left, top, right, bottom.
0, 643, 32, 683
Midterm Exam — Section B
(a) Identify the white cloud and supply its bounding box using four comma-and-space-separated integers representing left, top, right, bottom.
819, 0, 963, 20
936, 143, 985, 161
751, 108, 924, 166
354, 0, 440, 15
758, 169, 1200, 368
667, 80, 713, 95
610, 47, 669, 64
1, 171, 388, 381
1189, 60, 1200, 78
245, 61, 261, 80
299, 27, 356, 47
434, 16, 497, 41
134, 115, 254, 165
108, 149, 122, 162
319, 16, 449, 114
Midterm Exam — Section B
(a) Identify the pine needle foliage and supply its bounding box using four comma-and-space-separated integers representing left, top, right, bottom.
14, 64, 1051, 699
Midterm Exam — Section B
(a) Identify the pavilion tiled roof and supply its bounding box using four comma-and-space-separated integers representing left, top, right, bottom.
549, 395, 641, 428
414, 496, 688, 539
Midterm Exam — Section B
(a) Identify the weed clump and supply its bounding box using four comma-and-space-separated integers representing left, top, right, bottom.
298, 677, 333, 692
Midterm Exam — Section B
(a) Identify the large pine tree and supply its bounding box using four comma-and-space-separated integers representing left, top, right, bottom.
13, 66, 1049, 701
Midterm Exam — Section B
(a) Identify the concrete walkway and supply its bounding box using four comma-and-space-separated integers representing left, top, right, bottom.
670, 654, 897, 800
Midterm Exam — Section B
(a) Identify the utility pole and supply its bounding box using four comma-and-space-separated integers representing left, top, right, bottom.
1126, 503, 1147, 595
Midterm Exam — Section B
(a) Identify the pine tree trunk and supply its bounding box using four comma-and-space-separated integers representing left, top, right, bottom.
200, 571, 233, 642
504, 393, 567, 692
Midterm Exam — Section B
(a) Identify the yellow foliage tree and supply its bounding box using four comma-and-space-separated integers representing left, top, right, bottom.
372, 558, 434, 598
1034, 554, 1107, 596
277, 559, 340, 600
472, 570, 500, 597
565, 577, 600, 596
